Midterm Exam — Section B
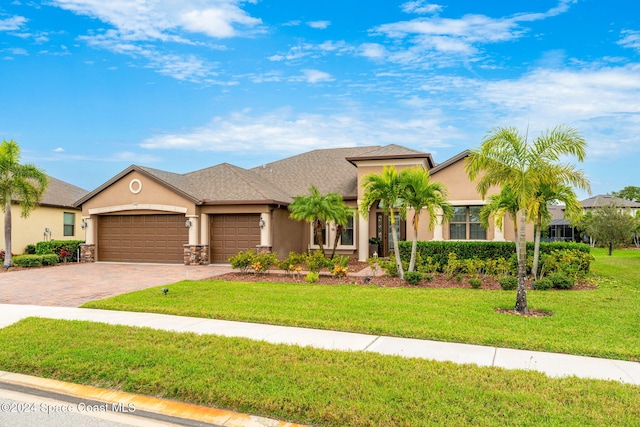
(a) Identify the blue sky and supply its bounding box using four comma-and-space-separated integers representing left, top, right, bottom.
1, 0, 639, 198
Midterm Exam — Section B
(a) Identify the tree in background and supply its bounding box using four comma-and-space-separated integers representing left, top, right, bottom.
612, 186, 640, 203
399, 167, 453, 272
288, 185, 350, 257
360, 166, 405, 279
466, 125, 588, 314
580, 204, 638, 255
0, 140, 49, 267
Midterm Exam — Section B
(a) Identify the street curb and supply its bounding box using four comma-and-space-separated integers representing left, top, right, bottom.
0, 371, 307, 427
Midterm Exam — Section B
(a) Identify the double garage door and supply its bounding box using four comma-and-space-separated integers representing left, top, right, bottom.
98, 215, 188, 263
98, 213, 260, 264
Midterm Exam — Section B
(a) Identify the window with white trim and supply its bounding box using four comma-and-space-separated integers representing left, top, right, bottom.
449, 206, 486, 240
309, 214, 357, 249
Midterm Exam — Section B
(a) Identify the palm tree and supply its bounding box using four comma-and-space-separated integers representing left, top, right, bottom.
479, 185, 520, 258
359, 166, 405, 279
0, 140, 49, 267
288, 185, 350, 256
399, 167, 453, 272
529, 183, 584, 279
465, 125, 588, 314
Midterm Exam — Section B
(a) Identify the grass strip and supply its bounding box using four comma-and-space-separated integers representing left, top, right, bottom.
0, 317, 638, 427
83, 248, 640, 361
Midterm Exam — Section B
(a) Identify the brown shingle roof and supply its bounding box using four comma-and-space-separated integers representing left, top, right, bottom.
40, 176, 88, 208
251, 146, 379, 199
186, 163, 292, 204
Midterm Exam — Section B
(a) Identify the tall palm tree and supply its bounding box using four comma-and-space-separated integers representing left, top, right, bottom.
0, 140, 49, 267
359, 166, 405, 279
529, 183, 585, 279
465, 125, 588, 314
288, 185, 350, 256
479, 185, 520, 258
399, 167, 453, 272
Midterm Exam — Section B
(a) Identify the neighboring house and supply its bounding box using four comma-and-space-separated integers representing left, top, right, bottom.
546, 194, 640, 242
0, 176, 88, 254
75, 145, 532, 265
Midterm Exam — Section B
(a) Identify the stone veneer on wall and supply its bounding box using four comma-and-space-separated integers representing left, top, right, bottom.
79, 244, 95, 263
184, 245, 209, 265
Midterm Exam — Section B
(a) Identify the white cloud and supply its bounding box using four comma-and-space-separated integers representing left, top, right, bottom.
140, 108, 455, 155
370, 0, 576, 66
359, 43, 387, 59
299, 69, 334, 83
53, 147, 64, 152
49, 0, 263, 82
267, 40, 354, 63
0, 15, 27, 31
619, 30, 640, 52
401, 1, 443, 15
307, 20, 330, 30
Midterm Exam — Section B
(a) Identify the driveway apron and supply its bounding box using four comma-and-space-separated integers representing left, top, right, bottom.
0, 263, 231, 307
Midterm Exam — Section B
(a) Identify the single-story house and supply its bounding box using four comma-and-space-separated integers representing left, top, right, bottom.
75, 145, 531, 265
546, 194, 640, 242
1, 176, 88, 254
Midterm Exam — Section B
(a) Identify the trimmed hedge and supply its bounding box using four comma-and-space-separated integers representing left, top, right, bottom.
398, 241, 590, 273
35, 240, 84, 262
13, 254, 59, 267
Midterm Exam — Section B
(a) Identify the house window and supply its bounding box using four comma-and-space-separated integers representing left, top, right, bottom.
340, 216, 354, 246
449, 206, 486, 240
63, 212, 75, 237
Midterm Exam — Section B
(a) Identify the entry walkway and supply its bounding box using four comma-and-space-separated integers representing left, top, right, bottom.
1, 303, 639, 386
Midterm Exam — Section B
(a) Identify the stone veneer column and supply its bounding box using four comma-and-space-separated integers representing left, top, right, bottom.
183, 245, 209, 265
79, 244, 95, 263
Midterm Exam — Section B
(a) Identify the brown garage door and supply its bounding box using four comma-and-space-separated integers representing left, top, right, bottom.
98, 214, 188, 263
211, 214, 260, 263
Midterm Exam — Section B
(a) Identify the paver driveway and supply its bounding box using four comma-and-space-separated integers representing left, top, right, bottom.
0, 263, 232, 307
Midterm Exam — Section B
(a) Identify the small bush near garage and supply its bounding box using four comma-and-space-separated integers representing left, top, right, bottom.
229, 250, 257, 273
468, 278, 483, 289
35, 240, 84, 262
13, 254, 59, 267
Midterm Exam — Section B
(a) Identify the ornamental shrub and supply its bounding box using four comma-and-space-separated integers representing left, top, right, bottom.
228, 249, 256, 273
499, 276, 518, 291
35, 240, 84, 262
13, 255, 43, 267
548, 272, 575, 290
305, 272, 319, 283
305, 250, 332, 273
468, 278, 482, 289
533, 277, 553, 291
403, 271, 423, 285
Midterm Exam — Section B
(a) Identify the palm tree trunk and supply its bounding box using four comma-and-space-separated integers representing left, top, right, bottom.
314, 220, 325, 253
515, 211, 528, 314
330, 224, 343, 259
389, 211, 404, 280
4, 200, 12, 267
532, 214, 542, 279
409, 227, 418, 272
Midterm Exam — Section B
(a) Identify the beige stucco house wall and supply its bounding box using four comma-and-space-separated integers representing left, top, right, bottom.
0, 176, 87, 256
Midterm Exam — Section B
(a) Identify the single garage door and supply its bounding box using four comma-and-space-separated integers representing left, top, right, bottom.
210, 214, 260, 263
98, 214, 188, 263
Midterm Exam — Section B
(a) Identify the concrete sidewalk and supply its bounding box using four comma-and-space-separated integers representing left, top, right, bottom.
1, 303, 639, 386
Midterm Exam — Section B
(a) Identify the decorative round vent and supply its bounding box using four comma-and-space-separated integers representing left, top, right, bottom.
129, 179, 142, 194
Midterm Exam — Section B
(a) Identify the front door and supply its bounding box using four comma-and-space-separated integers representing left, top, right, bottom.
376, 212, 405, 257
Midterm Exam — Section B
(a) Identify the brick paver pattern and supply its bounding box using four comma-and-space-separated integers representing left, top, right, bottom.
0, 263, 232, 307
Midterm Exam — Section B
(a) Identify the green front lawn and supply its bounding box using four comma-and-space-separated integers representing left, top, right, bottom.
83, 248, 640, 361
0, 318, 638, 427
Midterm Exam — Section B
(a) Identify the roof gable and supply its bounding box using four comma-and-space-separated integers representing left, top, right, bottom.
40, 176, 88, 208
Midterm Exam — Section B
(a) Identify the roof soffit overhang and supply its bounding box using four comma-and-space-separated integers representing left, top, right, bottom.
346, 155, 434, 170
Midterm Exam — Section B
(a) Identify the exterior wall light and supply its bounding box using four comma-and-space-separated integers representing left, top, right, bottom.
185, 219, 193, 228
259, 217, 266, 229
81, 219, 88, 230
